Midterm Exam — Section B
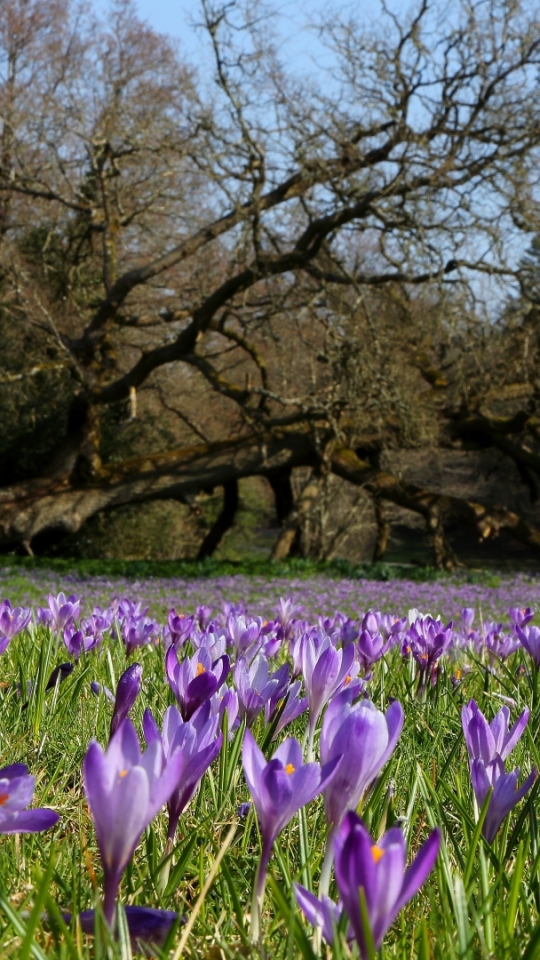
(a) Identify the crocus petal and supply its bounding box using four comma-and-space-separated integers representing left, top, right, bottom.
394, 828, 441, 916
294, 883, 340, 944
501, 708, 530, 761
110, 663, 142, 738
0, 808, 59, 833
74, 906, 181, 948
143, 708, 161, 745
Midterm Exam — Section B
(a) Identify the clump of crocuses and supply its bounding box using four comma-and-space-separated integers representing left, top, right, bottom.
82, 719, 184, 936
462, 699, 537, 843
242, 729, 341, 942
295, 811, 440, 955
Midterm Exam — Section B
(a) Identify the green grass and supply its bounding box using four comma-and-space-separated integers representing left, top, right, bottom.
0, 554, 508, 585
1, 618, 540, 957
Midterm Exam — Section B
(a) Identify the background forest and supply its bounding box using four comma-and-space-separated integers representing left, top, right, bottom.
3, 0, 540, 569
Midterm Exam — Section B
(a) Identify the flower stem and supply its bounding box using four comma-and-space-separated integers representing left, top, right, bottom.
102, 869, 121, 929
250, 843, 271, 944
319, 826, 335, 899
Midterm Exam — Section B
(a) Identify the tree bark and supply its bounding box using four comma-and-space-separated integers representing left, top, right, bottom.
271, 471, 324, 561
0, 433, 316, 551
197, 479, 239, 560
373, 497, 390, 561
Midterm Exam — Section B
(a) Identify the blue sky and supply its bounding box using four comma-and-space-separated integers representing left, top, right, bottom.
91, 0, 387, 74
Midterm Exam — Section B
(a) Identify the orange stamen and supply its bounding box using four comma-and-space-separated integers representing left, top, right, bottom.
371, 845, 384, 863
196, 663, 205, 676
285, 763, 295, 775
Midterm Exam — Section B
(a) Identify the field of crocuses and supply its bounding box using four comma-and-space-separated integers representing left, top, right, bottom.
2, 568, 540, 958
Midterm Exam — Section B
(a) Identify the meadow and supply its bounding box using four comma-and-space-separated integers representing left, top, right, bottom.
1, 562, 540, 958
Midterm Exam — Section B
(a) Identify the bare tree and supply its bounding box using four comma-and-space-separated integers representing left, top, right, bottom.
2, 0, 540, 565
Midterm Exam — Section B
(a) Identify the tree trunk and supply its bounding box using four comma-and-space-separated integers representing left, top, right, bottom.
373, 497, 390, 561
197, 479, 239, 559
271, 471, 323, 560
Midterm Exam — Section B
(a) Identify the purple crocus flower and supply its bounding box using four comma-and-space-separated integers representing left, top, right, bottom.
83, 719, 184, 927
45, 662, 74, 692
462, 700, 529, 765
37, 593, 80, 631
115, 598, 148, 621
470, 757, 537, 843
516, 626, 540, 669
334, 812, 440, 957
234, 655, 288, 727
242, 729, 341, 940
196, 604, 213, 630
484, 623, 520, 665
317, 691, 403, 895
143, 705, 222, 846
0, 600, 31, 652
462, 699, 536, 842
0, 764, 59, 834
69, 906, 180, 951
226, 614, 263, 659
357, 630, 389, 677
166, 646, 229, 721
167, 611, 196, 650
301, 636, 358, 750
264, 679, 308, 739
509, 607, 534, 629
63, 624, 100, 659
109, 663, 143, 739
321, 693, 404, 831
294, 884, 342, 944
121, 616, 157, 656
91, 682, 115, 703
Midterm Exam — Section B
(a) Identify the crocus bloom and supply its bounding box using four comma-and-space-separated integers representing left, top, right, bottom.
321, 693, 404, 830
45, 662, 74, 692
68, 906, 180, 951
462, 700, 529, 765
0, 764, 59, 834
91, 682, 115, 703
166, 646, 229, 720
301, 636, 358, 746
462, 699, 536, 842
63, 624, 100, 658
143, 705, 222, 844
109, 663, 143, 739
0, 600, 31, 652
357, 629, 389, 676
37, 593, 80, 631
294, 884, 342, 944
121, 616, 157, 656
167, 611, 196, 650
484, 624, 520, 664
509, 607, 534, 629
242, 729, 341, 940
83, 719, 184, 926
234, 655, 288, 726
196, 604, 213, 630
470, 757, 537, 843
264, 679, 308, 739
226, 614, 263, 658
334, 812, 440, 957
516, 626, 540, 669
